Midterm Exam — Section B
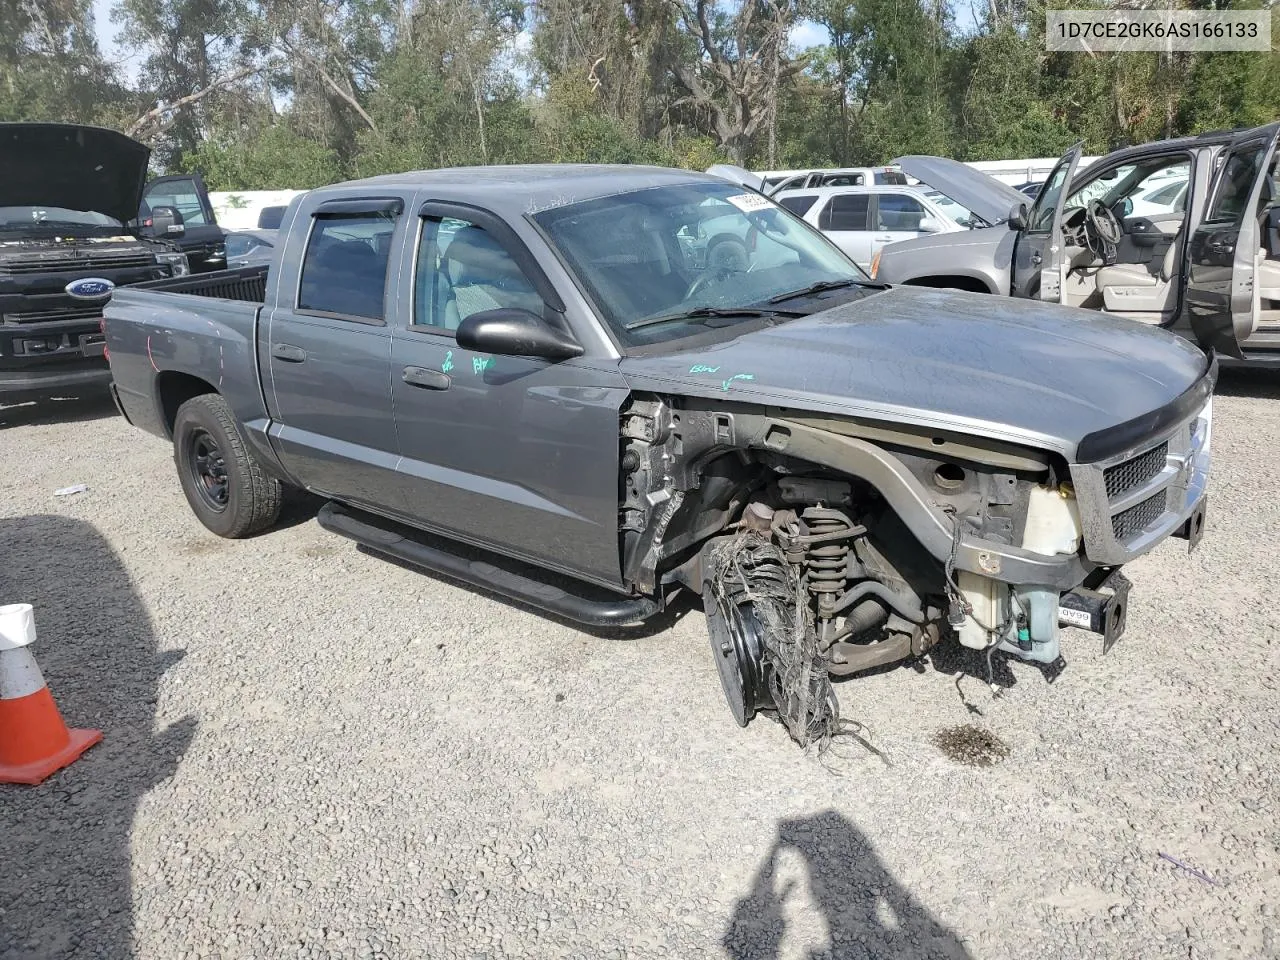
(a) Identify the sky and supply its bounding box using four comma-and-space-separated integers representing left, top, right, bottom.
92, 0, 142, 84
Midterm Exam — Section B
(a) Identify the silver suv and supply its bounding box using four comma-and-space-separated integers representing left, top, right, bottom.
871, 123, 1280, 365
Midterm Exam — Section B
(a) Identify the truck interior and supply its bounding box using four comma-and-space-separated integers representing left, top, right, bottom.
1050, 154, 1192, 323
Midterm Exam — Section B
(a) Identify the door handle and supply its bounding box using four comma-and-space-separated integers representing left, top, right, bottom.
402, 366, 451, 390
272, 343, 306, 363
1031, 251, 1043, 265
874, 235, 894, 242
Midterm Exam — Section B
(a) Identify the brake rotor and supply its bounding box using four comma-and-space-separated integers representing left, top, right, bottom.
704, 581, 772, 727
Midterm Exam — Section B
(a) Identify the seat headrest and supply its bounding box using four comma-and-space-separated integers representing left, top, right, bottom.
444, 226, 519, 279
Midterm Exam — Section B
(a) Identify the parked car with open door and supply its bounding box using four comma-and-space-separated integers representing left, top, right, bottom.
871, 124, 1280, 365
771, 185, 967, 272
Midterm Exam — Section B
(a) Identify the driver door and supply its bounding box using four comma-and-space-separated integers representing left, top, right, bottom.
1182, 122, 1280, 359
1012, 142, 1084, 301
388, 200, 631, 586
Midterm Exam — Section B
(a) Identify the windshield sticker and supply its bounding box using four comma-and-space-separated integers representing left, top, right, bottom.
472, 356, 493, 375
441, 350, 454, 373
724, 193, 773, 213
721, 373, 755, 391
689, 363, 720, 374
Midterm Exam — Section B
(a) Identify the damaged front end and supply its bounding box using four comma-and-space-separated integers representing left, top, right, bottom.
619, 394, 1202, 746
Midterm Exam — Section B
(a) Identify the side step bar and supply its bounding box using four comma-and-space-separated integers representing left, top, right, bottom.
317, 502, 661, 627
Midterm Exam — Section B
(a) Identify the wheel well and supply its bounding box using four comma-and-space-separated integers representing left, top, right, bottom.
157, 371, 218, 437
706, 233, 746, 250
903, 275, 993, 294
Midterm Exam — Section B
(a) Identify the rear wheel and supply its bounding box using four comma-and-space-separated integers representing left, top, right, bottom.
172, 393, 282, 538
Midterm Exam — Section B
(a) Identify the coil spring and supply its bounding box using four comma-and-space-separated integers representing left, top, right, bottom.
801, 507, 856, 601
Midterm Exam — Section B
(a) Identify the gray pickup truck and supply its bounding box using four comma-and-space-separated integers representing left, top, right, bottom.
103, 165, 1214, 745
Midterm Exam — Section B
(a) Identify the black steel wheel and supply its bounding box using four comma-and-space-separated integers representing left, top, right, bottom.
172, 393, 282, 538
186, 428, 230, 512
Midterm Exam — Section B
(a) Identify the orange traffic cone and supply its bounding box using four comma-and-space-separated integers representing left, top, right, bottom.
0, 603, 102, 785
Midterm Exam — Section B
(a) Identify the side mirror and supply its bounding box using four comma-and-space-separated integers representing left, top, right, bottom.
1117, 197, 1134, 219
455, 308, 584, 362
149, 205, 185, 236
917, 217, 942, 234
1007, 201, 1029, 231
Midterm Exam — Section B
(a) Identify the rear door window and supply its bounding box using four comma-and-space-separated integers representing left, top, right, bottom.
778, 194, 819, 216
820, 195, 870, 231
875, 194, 927, 231
298, 213, 398, 321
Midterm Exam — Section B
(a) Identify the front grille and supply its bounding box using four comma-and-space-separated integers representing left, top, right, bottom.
1111, 489, 1168, 540
1104, 441, 1168, 499
2, 306, 103, 325
3, 254, 154, 275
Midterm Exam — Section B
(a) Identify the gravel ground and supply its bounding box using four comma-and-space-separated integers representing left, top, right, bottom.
1, 373, 1277, 960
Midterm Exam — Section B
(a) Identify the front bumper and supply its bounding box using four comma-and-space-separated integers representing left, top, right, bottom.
0, 361, 112, 400
1068, 380, 1213, 568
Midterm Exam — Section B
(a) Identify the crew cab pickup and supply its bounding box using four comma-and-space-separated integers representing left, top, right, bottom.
1, 123, 191, 400
103, 166, 1214, 745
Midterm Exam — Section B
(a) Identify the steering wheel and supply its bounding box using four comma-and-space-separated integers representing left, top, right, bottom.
1087, 199, 1124, 246
685, 271, 721, 299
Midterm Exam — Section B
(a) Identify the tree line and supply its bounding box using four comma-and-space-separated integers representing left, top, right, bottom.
3, 0, 1277, 191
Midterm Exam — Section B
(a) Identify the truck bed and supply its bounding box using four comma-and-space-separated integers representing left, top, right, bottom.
126, 264, 269, 302
103, 265, 272, 443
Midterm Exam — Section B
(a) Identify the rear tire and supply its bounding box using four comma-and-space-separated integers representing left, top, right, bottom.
172, 393, 282, 538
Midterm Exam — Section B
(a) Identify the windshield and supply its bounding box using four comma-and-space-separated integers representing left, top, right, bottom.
924, 190, 982, 227
0, 205, 123, 231
533, 182, 874, 347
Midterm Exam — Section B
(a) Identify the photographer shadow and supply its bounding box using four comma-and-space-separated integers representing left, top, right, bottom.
724, 810, 973, 960
0, 514, 194, 959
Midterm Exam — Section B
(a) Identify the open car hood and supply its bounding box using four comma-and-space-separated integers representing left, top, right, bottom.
0, 123, 151, 225
704, 164, 766, 193
893, 156, 1027, 226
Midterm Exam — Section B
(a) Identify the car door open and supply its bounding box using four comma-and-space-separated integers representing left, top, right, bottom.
1183, 122, 1280, 359
1012, 141, 1084, 301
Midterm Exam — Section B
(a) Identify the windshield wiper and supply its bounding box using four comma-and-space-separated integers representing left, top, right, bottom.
768, 278, 887, 303
625, 305, 803, 332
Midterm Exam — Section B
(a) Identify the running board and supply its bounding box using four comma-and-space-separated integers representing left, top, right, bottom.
316, 502, 660, 627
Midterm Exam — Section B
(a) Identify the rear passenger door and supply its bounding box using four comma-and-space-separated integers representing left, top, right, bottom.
264, 195, 407, 509
816, 194, 873, 268
388, 201, 630, 586
1183, 123, 1280, 359
870, 193, 933, 257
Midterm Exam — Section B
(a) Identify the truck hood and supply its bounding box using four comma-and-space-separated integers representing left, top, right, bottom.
893, 156, 1027, 226
0, 123, 151, 225
873, 223, 1010, 283
619, 285, 1211, 460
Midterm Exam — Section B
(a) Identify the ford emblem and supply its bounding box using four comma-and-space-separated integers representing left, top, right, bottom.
65, 277, 115, 301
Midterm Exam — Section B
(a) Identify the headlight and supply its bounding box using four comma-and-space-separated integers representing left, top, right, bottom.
156, 251, 190, 277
